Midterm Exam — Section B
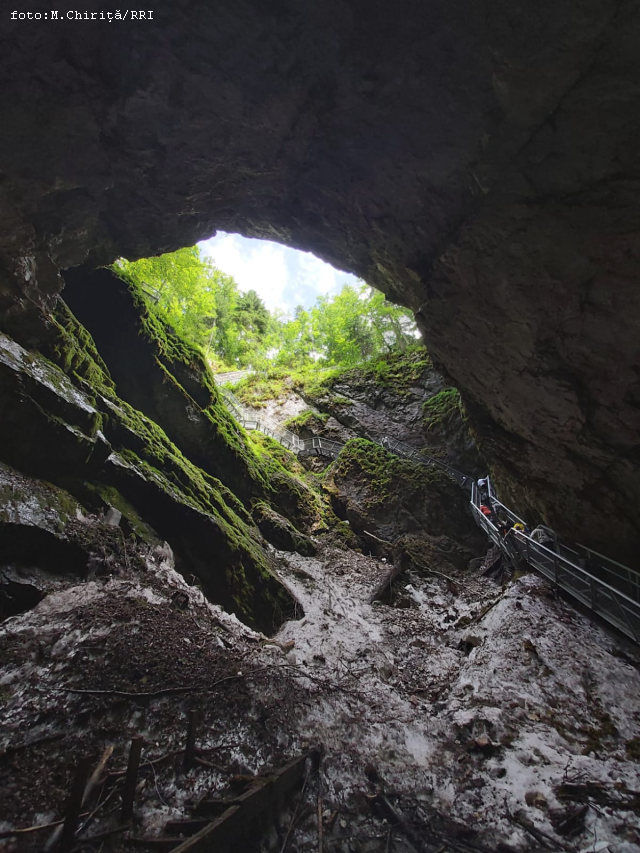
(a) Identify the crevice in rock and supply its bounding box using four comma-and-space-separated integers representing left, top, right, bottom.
0, 523, 88, 578
0, 572, 44, 620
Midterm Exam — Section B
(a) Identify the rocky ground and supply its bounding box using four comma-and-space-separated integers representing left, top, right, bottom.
2, 514, 640, 853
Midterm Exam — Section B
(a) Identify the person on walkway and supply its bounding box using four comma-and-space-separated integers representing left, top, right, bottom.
477, 477, 490, 503
531, 525, 556, 550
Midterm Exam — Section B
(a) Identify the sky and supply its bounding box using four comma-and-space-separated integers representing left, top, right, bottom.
198, 232, 360, 314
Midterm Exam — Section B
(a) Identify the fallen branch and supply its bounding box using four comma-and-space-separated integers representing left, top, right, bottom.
0, 732, 65, 762
0, 814, 90, 840
45, 756, 93, 852
422, 567, 458, 586
109, 749, 181, 778
317, 795, 324, 853
464, 595, 502, 627
507, 808, 572, 851
45, 746, 114, 851
51, 664, 304, 699
77, 777, 123, 836
67, 822, 130, 853
368, 793, 424, 853
193, 756, 226, 771
363, 530, 392, 545
279, 769, 310, 853
51, 662, 367, 701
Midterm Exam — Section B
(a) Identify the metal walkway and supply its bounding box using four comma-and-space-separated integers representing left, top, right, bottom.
216, 381, 469, 471
215, 375, 640, 644
471, 480, 640, 643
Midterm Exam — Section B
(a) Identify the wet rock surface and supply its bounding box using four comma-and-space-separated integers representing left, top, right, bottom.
1, 0, 639, 555
325, 438, 485, 574
293, 350, 485, 476
1, 531, 639, 852
0, 330, 294, 633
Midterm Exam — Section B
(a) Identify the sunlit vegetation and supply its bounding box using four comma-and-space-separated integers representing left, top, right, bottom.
115, 246, 418, 372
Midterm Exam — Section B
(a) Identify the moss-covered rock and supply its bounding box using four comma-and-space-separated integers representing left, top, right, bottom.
325, 438, 485, 573
252, 501, 317, 556
62, 267, 268, 505
59, 268, 330, 539
0, 328, 295, 632
0, 460, 84, 535
422, 388, 464, 432
285, 347, 485, 477
283, 409, 330, 437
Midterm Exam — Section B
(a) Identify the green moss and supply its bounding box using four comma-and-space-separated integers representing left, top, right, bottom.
252, 500, 317, 556
247, 431, 325, 529
248, 432, 305, 476
47, 301, 117, 396
0, 464, 83, 531
329, 438, 449, 508
282, 409, 330, 432
352, 345, 432, 390
291, 366, 346, 398
79, 482, 160, 543
232, 372, 289, 407
4, 298, 296, 630
422, 388, 465, 432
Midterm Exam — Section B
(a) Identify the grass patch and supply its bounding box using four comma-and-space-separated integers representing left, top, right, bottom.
283, 409, 330, 432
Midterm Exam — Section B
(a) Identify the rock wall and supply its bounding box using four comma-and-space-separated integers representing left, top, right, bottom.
0, 312, 296, 632
1, 0, 639, 559
325, 438, 485, 574
288, 347, 485, 476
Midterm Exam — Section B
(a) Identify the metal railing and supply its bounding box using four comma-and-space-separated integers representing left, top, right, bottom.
214, 369, 253, 386
298, 436, 344, 459
381, 436, 472, 489
472, 480, 640, 643
215, 371, 640, 643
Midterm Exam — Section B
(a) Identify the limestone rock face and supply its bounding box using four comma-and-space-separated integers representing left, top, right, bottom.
1, 0, 639, 558
325, 439, 485, 575
294, 349, 485, 476
0, 328, 294, 632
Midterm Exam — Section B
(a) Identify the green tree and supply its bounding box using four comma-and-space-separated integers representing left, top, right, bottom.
116, 247, 218, 347
116, 247, 418, 372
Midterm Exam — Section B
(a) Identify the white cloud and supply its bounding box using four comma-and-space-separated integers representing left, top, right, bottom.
198, 232, 359, 313
198, 233, 289, 311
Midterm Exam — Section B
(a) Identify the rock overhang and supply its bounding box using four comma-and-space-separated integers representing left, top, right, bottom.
0, 0, 639, 560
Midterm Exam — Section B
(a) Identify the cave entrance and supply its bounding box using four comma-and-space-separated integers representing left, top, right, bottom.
65, 234, 419, 387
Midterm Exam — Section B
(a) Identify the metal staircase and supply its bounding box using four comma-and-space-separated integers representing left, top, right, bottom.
471, 481, 640, 643
215, 373, 640, 644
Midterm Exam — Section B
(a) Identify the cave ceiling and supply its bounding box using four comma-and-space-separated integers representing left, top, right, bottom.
1, 0, 639, 560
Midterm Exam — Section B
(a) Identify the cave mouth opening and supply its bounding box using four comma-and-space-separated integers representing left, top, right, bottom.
98, 233, 420, 379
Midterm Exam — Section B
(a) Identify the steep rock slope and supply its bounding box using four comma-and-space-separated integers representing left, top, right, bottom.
0, 321, 294, 632
288, 348, 484, 475
61, 266, 321, 530
0, 1, 639, 557
326, 438, 485, 574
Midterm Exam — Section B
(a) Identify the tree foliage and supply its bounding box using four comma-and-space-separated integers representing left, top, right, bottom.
116, 247, 418, 372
